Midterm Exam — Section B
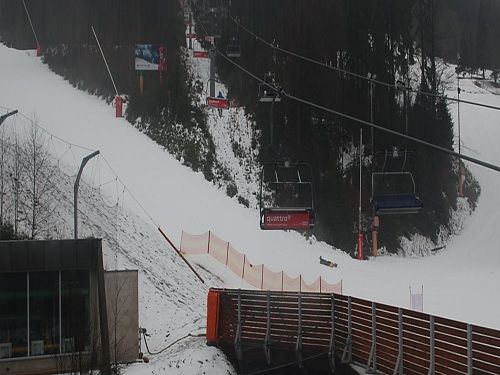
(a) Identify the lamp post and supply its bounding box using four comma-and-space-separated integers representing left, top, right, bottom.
0, 110, 18, 126
74, 150, 100, 239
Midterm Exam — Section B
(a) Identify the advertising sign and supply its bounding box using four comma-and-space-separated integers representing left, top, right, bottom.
135, 44, 167, 71
261, 211, 311, 230
193, 50, 209, 58
207, 97, 229, 109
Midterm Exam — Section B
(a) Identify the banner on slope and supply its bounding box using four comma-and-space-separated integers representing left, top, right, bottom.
135, 44, 167, 71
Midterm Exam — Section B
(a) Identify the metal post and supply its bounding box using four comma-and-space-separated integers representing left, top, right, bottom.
342, 296, 352, 363
21, 0, 40, 48
367, 302, 377, 373
264, 291, 271, 364
392, 308, 404, 375
91, 26, 119, 97
467, 324, 473, 375
74, 150, 100, 239
428, 315, 435, 375
27, 272, 30, 356
358, 128, 363, 258
296, 294, 303, 368
209, 48, 216, 98
0, 110, 18, 126
235, 291, 242, 361
329, 295, 336, 372
188, 12, 193, 50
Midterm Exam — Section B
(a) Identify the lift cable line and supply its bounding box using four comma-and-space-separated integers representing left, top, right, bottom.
21, 0, 40, 49
200, 21, 500, 173
229, 15, 500, 113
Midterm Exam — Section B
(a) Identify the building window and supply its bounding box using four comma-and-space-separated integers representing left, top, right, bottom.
0, 273, 27, 358
0, 270, 91, 360
29, 271, 60, 356
61, 270, 90, 352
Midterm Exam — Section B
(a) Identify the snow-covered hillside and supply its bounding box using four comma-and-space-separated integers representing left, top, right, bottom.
1, 41, 500, 374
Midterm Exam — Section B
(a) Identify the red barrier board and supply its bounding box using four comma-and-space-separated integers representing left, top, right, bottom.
193, 50, 209, 58
262, 211, 311, 230
186, 33, 196, 38
207, 97, 230, 109
206, 289, 220, 345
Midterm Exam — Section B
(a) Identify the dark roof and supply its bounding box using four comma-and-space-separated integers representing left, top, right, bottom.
0, 238, 101, 273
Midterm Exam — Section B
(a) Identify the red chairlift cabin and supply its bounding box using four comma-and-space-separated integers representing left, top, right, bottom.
260, 161, 315, 230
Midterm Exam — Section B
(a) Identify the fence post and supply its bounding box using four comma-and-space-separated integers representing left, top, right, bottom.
208, 230, 211, 254
264, 291, 271, 364
296, 293, 303, 368
225, 242, 229, 266
328, 294, 336, 371
467, 324, 472, 375
281, 271, 284, 291
428, 315, 435, 375
261, 265, 264, 289
393, 308, 403, 375
234, 290, 242, 361
367, 302, 377, 373
299, 274, 302, 292
341, 296, 352, 364
242, 255, 246, 279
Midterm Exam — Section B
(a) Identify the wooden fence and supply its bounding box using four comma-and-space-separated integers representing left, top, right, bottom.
206, 288, 500, 374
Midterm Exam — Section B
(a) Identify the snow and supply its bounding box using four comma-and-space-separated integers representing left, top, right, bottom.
1, 42, 500, 374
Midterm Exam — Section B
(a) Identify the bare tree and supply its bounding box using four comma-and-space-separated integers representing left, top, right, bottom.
19, 119, 57, 239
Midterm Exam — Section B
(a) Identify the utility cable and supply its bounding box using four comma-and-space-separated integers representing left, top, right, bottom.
197, 17, 500, 173
141, 329, 204, 356
229, 15, 500, 112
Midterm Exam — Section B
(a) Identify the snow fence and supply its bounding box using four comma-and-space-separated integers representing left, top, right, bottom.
180, 231, 342, 294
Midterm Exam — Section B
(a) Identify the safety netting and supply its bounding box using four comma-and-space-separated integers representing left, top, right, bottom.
180, 231, 342, 294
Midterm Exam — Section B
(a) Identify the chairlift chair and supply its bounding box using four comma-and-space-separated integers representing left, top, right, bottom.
258, 83, 281, 103
226, 38, 241, 58
371, 148, 423, 215
260, 161, 315, 230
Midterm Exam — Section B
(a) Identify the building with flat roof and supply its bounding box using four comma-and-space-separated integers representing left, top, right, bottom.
0, 238, 138, 374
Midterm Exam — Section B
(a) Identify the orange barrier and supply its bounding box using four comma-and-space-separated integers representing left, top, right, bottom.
180, 231, 342, 294
206, 289, 220, 345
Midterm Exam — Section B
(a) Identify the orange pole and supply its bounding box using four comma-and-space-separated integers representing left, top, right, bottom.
158, 227, 204, 283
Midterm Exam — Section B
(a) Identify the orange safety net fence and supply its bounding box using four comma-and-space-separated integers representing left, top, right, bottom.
180, 231, 342, 294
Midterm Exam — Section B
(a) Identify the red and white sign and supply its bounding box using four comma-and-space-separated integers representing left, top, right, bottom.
262, 211, 311, 230
193, 50, 209, 58
207, 97, 229, 109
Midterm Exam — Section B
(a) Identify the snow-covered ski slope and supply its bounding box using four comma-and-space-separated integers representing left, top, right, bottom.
1, 43, 500, 371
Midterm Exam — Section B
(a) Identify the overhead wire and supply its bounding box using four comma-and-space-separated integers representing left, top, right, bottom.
229, 15, 500, 112
194, 14, 500, 173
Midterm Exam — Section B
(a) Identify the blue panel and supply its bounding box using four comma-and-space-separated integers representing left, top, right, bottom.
373, 194, 423, 214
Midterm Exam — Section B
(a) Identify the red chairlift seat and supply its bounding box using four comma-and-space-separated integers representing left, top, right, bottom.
259, 161, 315, 230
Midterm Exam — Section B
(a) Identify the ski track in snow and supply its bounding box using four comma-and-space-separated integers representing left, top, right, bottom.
1, 42, 500, 374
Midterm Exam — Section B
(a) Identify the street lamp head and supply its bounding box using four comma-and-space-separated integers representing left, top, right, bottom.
0, 110, 18, 126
